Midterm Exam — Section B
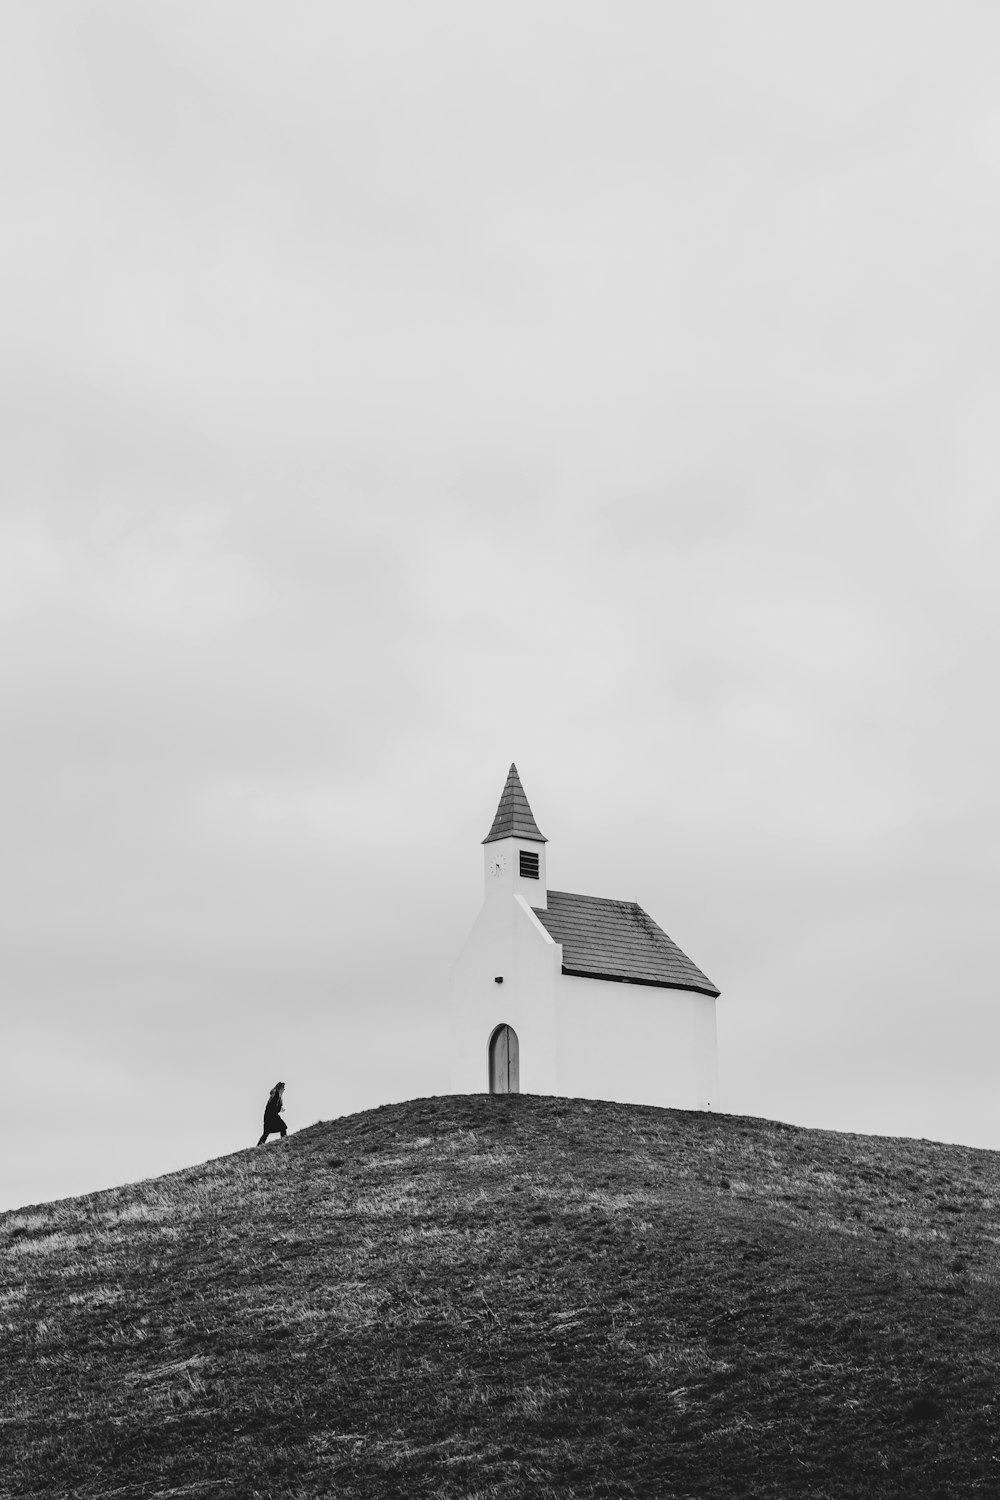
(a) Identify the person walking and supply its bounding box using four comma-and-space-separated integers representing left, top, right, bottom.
257, 1081, 287, 1145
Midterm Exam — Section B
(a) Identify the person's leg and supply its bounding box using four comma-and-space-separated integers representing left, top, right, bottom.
257, 1131, 268, 1145
278, 1115, 287, 1138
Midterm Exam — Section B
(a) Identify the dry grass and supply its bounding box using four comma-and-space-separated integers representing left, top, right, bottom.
2, 1094, 1000, 1497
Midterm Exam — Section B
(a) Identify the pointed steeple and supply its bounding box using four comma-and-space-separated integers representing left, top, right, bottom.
482, 763, 547, 844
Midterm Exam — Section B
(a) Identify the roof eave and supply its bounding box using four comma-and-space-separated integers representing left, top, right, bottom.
560, 965, 720, 998
482, 832, 548, 846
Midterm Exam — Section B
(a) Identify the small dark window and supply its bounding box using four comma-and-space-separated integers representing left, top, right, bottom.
519, 850, 540, 879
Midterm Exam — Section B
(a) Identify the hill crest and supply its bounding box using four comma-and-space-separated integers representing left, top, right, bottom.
4, 1094, 999, 1497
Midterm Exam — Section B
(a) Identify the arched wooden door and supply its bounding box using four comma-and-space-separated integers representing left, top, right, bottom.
488, 1023, 520, 1094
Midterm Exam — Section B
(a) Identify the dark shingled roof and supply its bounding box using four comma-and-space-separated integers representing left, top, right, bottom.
533, 889, 719, 996
483, 763, 547, 845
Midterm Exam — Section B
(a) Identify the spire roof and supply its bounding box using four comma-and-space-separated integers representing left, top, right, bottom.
482, 763, 547, 845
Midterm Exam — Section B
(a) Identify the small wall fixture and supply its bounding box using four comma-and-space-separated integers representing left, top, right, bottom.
494, 976, 504, 984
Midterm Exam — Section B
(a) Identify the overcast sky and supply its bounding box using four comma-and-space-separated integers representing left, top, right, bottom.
3, 2, 1000, 1212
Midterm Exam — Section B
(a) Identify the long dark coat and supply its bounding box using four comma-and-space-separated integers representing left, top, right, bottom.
263, 1094, 285, 1132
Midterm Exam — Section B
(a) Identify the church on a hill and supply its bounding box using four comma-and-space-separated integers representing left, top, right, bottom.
450, 765, 719, 1109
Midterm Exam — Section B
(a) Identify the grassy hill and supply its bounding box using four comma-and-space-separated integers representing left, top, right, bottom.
3, 1094, 1000, 1498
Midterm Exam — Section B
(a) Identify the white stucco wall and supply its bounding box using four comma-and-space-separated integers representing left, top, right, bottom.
554, 975, 717, 1110
450, 889, 561, 1095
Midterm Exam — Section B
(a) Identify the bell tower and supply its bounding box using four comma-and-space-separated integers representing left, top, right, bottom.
451, 761, 559, 1095
482, 762, 548, 910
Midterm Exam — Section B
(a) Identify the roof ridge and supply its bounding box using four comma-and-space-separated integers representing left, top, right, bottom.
547, 888, 639, 905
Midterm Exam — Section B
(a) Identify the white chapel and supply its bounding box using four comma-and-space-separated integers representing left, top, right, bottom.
449, 765, 720, 1108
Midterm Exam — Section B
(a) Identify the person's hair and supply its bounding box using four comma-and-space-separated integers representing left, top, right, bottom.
270, 1081, 284, 1100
